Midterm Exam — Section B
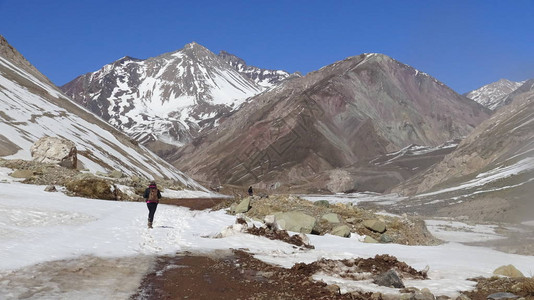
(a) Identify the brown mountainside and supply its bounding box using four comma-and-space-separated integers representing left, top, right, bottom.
172, 53, 490, 192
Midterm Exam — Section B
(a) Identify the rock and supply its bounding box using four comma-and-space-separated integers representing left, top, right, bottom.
435, 296, 451, 300
364, 236, 378, 243
346, 217, 357, 224
257, 271, 274, 278
234, 198, 251, 214
374, 269, 404, 288
455, 295, 470, 300
380, 233, 394, 243
274, 211, 316, 234
314, 200, 330, 207
486, 292, 520, 300
264, 215, 280, 230
363, 219, 387, 233
44, 185, 57, 192
109, 170, 123, 178
297, 233, 312, 247
414, 288, 435, 300
330, 225, 351, 237
65, 178, 116, 200
382, 294, 402, 300
325, 284, 340, 294
400, 294, 415, 300
10, 169, 34, 178
493, 265, 524, 278
321, 213, 340, 223
31, 136, 77, 169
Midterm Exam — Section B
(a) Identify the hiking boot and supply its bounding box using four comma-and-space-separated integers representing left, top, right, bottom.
148, 221, 153, 229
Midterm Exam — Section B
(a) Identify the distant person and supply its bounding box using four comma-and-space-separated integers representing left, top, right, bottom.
144, 181, 161, 229
248, 186, 253, 196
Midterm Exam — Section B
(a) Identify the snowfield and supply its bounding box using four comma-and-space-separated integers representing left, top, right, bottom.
1, 170, 533, 299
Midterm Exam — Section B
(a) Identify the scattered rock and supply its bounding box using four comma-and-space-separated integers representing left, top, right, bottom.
374, 269, 405, 288
363, 219, 387, 233
44, 185, 57, 192
274, 211, 316, 234
234, 197, 251, 214
31, 136, 77, 169
486, 292, 520, 300
321, 213, 341, 223
10, 169, 34, 178
493, 265, 525, 278
330, 225, 351, 238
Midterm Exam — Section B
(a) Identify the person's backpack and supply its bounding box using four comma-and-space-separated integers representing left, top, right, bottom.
148, 188, 158, 202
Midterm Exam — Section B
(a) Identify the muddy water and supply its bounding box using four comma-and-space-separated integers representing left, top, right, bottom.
0, 255, 154, 299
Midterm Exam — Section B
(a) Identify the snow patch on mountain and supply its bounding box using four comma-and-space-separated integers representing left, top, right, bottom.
62, 43, 294, 148
0, 40, 207, 190
465, 79, 525, 110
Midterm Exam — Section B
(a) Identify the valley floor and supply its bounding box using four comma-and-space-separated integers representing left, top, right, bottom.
1, 179, 533, 299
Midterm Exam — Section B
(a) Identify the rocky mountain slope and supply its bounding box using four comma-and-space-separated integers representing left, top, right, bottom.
218, 50, 298, 88
172, 53, 490, 192
0, 35, 205, 189
393, 82, 534, 223
60, 43, 294, 155
464, 78, 525, 110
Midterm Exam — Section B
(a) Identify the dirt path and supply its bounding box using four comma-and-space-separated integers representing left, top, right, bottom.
130, 250, 352, 300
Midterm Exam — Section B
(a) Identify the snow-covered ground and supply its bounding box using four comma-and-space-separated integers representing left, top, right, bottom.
1, 171, 533, 299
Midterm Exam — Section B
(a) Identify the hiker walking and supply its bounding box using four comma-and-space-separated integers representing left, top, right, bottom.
248, 186, 253, 196
144, 181, 161, 228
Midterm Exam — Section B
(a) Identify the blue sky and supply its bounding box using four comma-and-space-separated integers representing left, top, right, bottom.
0, 0, 532, 93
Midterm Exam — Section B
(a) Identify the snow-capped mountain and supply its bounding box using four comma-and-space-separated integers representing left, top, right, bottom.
218, 50, 299, 88
464, 78, 525, 110
61, 43, 294, 151
0, 35, 205, 189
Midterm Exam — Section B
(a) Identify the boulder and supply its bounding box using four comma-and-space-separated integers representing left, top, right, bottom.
109, 170, 123, 178
363, 219, 387, 233
234, 198, 251, 214
374, 269, 404, 288
493, 265, 524, 278
44, 185, 57, 192
346, 217, 357, 224
364, 236, 378, 243
274, 211, 316, 234
415, 288, 436, 300
65, 178, 116, 200
10, 169, 34, 178
380, 233, 394, 243
321, 213, 341, 223
330, 225, 351, 237
314, 200, 330, 207
295, 233, 312, 247
31, 137, 77, 169
264, 215, 280, 230
325, 284, 341, 294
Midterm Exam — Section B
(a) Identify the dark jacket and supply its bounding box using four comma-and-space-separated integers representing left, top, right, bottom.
144, 188, 162, 203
